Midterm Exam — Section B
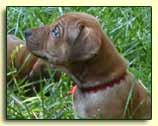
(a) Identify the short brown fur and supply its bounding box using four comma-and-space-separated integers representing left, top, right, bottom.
25, 13, 151, 119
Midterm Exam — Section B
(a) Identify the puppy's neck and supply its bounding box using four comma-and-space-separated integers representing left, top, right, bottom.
66, 34, 127, 88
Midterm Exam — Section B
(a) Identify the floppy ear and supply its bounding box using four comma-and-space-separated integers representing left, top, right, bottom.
67, 23, 84, 45
69, 24, 102, 61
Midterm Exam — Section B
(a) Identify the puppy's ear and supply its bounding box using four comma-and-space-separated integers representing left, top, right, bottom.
67, 23, 84, 45
69, 24, 102, 61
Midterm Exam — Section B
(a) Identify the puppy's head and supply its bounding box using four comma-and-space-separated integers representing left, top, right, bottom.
25, 13, 102, 65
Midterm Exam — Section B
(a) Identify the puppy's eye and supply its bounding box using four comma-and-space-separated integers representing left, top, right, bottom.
51, 25, 60, 38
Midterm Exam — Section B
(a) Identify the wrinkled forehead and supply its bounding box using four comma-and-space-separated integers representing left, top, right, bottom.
50, 13, 98, 26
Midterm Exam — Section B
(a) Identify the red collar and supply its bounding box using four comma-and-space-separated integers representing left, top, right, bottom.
68, 72, 126, 94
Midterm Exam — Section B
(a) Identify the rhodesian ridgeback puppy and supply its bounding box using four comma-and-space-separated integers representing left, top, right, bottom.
25, 12, 151, 119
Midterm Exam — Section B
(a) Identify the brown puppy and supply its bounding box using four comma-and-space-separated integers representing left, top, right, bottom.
25, 13, 151, 119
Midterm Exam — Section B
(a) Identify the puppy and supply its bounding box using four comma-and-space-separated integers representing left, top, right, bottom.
25, 13, 151, 119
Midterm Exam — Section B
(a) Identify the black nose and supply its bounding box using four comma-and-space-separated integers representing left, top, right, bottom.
24, 29, 32, 38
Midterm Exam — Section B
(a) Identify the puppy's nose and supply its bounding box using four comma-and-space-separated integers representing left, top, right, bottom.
24, 29, 32, 38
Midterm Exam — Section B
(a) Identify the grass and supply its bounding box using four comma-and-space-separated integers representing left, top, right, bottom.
6, 7, 151, 119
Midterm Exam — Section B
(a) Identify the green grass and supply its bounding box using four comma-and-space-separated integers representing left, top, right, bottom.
7, 7, 151, 119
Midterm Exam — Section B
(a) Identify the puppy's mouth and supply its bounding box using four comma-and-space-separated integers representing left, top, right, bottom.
26, 39, 65, 65
30, 50, 48, 60
31, 50, 65, 66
